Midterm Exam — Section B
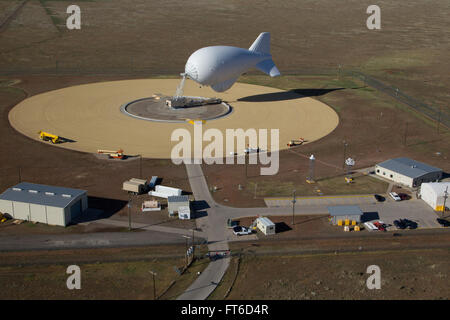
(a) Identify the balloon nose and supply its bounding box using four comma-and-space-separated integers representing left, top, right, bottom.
185, 61, 198, 81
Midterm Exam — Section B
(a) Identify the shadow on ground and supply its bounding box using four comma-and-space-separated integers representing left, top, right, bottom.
237, 88, 345, 102
72, 196, 128, 224
361, 211, 380, 222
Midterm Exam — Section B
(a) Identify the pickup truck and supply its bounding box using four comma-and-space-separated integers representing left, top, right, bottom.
233, 226, 253, 236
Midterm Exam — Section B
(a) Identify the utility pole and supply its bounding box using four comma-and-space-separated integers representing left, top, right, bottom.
149, 270, 157, 300
292, 189, 296, 227
245, 151, 249, 179
343, 141, 348, 170
182, 235, 190, 267
139, 155, 143, 179
443, 186, 448, 216
403, 122, 409, 146
18, 167, 22, 183
191, 229, 195, 259
128, 194, 132, 231
437, 106, 442, 134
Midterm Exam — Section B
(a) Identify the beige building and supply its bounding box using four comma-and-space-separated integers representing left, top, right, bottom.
0, 182, 88, 227
375, 158, 442, 188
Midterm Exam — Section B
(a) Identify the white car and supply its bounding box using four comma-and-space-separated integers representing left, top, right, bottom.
363, 222, 379, 232
232, 226, 253, 236
389, 192, 401, 201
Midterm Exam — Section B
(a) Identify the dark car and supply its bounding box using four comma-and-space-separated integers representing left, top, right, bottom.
398, 193, 411, 200
394, 219, 417, 229
374, 194, 385, 202
403, 219, 418, 229
436, 218, 450, 227
394, 219, 406, 229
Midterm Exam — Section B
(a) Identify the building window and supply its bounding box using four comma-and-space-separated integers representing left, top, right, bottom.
383, 172, 385, 176
376, 169, 380, 173
390, 174, 393, 178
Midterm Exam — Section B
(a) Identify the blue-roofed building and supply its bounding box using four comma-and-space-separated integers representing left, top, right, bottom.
375, 158, 442, 188
0, 182, 88, 226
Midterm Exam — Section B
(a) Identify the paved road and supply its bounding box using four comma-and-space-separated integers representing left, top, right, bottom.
177, 164, 231, 300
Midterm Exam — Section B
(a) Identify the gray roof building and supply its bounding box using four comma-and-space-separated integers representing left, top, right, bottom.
0, 182, 88, 226
328, 205, 363, 217
167, 195, 189, 203
0, 182, 86, 208
375, 158, 442, 188
376, 158, 442, 179
328, 205, 363, 225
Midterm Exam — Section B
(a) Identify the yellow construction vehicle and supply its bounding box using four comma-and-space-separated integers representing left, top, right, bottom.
186, 119, 206, 125
38, 131, 61, 144
97, 149, 124, 159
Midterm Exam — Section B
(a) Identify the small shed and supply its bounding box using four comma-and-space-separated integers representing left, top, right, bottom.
328, 205, 363, 225
167, 195, 190, 216
256, 217, 276, 235
178, 206, 191, 220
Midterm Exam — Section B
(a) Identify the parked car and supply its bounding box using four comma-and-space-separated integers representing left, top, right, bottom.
363, 222, 379, 232
373, 221, 387, 232
389, 192, 401, 201
398, 193, 411, 200
436, 218, 450, 227
374, 194, 385, 202
393, 219, 407, 229
232, 226, 253, 236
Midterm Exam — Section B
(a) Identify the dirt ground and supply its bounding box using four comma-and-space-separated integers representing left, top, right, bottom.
0, 75, 194, 232
213, 232, 450, 300
0, 245, 209, 299
224, 249, 449, 300
204, 75, 450, 207
8, 78, 338, 158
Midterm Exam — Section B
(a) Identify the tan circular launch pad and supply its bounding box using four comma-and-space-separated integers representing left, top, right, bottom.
9, 79, 339, 159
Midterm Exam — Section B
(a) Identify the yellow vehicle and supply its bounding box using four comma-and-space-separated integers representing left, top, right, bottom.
38, 131, 61, 144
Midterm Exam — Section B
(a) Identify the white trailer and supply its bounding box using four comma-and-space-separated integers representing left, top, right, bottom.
148, 185, 182, 198
256, 217, 276, 235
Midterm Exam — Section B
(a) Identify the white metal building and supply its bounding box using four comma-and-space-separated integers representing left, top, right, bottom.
420, 182, 450, 212
167, 195, 190, 216
256, 217, 276, 235
375, 158, 442, 188
0, 182, 88, 227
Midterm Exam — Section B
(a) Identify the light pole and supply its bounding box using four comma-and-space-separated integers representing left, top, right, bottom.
149, 270, 157, 300
182, 235, 191, 267
292, 189, 296, 227
343, 141, 348, 170
128, 193, 132, 231
191, 229, 195, 259
443, 186, 448, 216
139, 154, 143, 179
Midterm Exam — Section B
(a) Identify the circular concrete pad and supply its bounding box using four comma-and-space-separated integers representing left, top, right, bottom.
9, 79, 339, 159
122, 96, 231, 122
